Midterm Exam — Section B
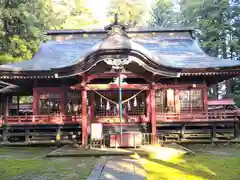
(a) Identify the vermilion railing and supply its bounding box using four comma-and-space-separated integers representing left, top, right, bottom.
156, 111, 237, 122
5, 115, 82, 125
0, 111, 237, 126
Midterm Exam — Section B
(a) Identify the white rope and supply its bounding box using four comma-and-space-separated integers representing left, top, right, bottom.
86, 85, 148, 105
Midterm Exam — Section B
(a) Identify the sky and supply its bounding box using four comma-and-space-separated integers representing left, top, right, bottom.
84, 0, 109, 21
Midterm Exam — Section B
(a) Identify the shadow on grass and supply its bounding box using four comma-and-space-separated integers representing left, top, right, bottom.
0, 146, 98, 180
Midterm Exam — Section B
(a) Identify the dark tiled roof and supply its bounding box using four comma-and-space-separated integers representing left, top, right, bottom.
0, 31, 240, 71
46, 27, 194, 35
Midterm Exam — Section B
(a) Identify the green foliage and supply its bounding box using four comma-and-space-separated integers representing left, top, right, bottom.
149, 0, 182, 28
0, 0, 98, 63
231, 77, 240, 107
107, 0, 148, 27
180, 0, 240, 101
53, 0, 97, 29
180, 0, 231, 56
12, 96, 33, 104
0, 0, 58, 63
149, 0, 240, 101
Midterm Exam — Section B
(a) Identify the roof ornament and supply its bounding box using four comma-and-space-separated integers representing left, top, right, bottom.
104, 57, 131, 70
104, 13, 127, 36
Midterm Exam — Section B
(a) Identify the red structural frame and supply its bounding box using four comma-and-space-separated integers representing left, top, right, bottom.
3, 73, 224, 146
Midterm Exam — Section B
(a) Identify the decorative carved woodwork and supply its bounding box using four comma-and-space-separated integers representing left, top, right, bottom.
103, 58, 131, 70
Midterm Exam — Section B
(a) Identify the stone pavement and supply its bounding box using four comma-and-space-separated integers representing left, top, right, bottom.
87, 156, 146, 180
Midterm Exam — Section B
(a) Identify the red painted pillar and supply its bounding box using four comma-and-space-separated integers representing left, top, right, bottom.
60, 92, 65, 115
203, 85, 208, 113
175, 89, 180, 114
146, 90, 151, 121
5, 96, 9, 117
81, 86, 88, 146
150, 85, 156, 144
90, 92, 94, 123
33, 88, 39, 115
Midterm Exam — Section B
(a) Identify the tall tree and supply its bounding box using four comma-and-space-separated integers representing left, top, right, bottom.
149, 0, 183, 28
52, 0, 97, 29
107, 0, 148, 27
180, 0, 240, 100
0, 0, 58, 63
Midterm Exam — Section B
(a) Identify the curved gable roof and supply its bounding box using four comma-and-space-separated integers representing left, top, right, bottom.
0, 29, 240, 73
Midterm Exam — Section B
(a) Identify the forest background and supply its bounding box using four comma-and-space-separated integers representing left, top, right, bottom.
0, 0, 239, 105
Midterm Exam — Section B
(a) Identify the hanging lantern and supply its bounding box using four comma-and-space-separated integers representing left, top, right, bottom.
106, 100, 110, 110
100, 97, 103, 107
134, 96, 137, 107
127, 100, 131, 110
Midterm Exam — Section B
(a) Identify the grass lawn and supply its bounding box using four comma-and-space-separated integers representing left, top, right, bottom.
137, 144, 240, 180
0, 146, 97, 180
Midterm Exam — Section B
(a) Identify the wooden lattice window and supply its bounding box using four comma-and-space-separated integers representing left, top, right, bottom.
39, 93, 60, 115
94, 90, 146, 117
156, 89, 175, 113
66, 91, 81, 115
179, 89, 203, 112
156, 90, 167, 113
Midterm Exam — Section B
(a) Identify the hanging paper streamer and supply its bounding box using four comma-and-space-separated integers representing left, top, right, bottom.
106, 100, 110, 110
127, 100, 131, 110
100, 97, 103, 107
116, 104, 119, 111
134, 96, 137, 107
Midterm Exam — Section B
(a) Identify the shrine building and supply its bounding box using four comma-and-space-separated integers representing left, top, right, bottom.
0, 19, 240, 146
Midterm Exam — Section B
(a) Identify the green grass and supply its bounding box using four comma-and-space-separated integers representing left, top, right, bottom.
0, 147, 97, 180
137, 145, 240, 180
0, 146, 52, 158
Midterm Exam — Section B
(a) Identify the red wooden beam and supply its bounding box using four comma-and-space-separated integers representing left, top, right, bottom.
87, 73, 142, 80
33, 88, 39, 115
89, 91, 94, 124
86, 74, 101, 83
203, 81, 208, 113
154, 83, 206, 89
175, 89, 180, 114
34, 87, 68, 92
5, 96, 9, 117
146, 90, 151, 120
150, 85, 156, 144
85, 84, 150, 90
85, 73, 151, 83
81, 75, 88, 146
60, 91, 65, 115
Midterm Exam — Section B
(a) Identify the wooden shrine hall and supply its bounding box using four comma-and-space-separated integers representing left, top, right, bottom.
0, 19, 240, 146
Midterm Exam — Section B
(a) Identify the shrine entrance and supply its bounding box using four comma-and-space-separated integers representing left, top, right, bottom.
90, 89, 148, 124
